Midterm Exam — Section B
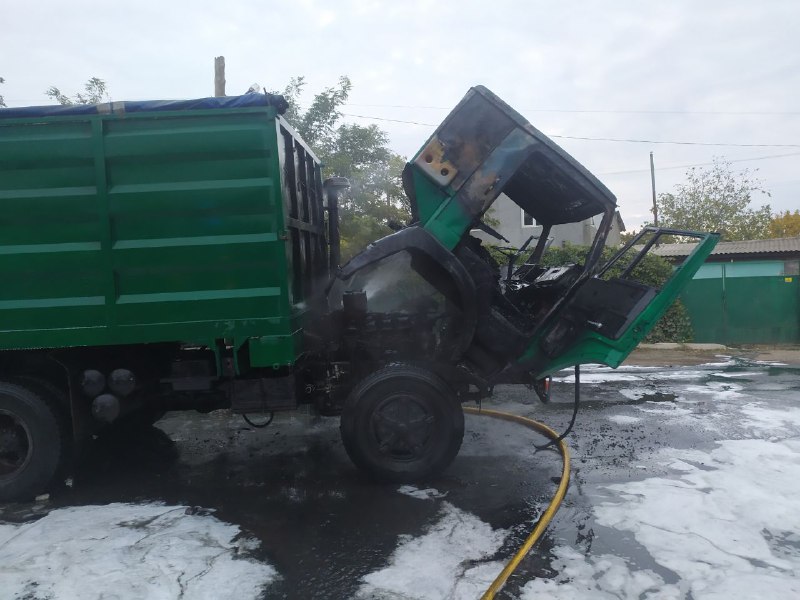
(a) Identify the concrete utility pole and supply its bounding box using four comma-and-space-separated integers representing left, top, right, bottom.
649, 151, 659, 227
214, 56, 226, 97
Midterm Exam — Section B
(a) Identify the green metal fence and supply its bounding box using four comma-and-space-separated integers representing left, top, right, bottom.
681, 260, 800, 344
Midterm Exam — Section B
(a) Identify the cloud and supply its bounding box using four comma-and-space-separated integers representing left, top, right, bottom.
2, 0, 797, 226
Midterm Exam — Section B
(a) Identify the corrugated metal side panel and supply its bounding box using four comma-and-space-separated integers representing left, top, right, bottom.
105, 112, 289, 333
0, 108, 296, 353
0, 119, 108, 337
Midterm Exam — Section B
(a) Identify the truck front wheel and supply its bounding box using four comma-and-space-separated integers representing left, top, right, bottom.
0, 381, 64, 502
340, 365, 464, 482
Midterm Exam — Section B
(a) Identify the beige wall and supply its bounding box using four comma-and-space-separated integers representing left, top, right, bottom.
471, 193, 620, 249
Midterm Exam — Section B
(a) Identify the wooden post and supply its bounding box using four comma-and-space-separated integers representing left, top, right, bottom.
214, 56, 226, 97
650, 151, 658, 227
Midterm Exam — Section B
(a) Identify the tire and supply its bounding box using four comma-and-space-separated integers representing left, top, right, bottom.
340, 365, 464, 482
0, 381, 64, 502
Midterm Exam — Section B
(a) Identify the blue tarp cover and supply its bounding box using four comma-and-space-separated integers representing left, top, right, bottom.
0, 93, 289, 119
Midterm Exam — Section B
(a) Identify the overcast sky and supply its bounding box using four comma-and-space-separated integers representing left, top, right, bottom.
2, 0, 798, 229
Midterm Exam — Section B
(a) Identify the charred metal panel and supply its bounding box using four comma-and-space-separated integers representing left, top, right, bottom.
335, 226, 478, 361
410, 85, 617, 234
459, 127, 541, 217
414, 138, 459, 188
416, 90, 516, 192
502, 149, 614, 225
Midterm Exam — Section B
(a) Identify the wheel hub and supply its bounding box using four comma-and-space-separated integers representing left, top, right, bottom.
371, 394, 435, 460
0, 412, 32, 477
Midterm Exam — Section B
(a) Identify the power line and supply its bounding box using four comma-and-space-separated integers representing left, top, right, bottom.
343, 103, 800, 116
345, 103, 448, 110
341, 112, 437, 127
599, 152, 800, 176
551, 134, 800, 148
534, 109, 800, 116
341, 113, 800, 149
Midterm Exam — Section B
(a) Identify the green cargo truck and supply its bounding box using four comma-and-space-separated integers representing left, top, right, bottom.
0, 87, 718, 500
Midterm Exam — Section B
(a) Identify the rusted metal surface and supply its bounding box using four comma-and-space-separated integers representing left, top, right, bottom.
413, 137, 458, 187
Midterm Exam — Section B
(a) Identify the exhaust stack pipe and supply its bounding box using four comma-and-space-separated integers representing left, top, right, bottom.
323, 176, 350, 271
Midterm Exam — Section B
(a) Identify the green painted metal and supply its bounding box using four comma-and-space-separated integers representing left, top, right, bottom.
0, 105, 325, 370
409, 169, 446, 225
681, 261, 799, 344
422, 197, 472, 250
517, 232, 720, 377
404, 165, 465, 249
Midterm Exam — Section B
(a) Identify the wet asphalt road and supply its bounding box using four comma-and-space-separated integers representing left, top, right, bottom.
4, 356, 800, 599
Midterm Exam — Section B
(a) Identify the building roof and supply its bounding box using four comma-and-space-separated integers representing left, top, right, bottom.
614, 210, 626, 232
651, 236, 800, 258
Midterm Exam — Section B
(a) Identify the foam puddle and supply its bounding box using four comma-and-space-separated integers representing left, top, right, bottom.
521, 546, 682, 599
357, 502, 506, 600
521, 399, 800, 599
0, 503, 277, 600
397, 485, 448, 500
607, 414, 643, 425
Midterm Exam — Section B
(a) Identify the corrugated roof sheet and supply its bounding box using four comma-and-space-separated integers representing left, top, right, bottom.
651, 236, 800, 257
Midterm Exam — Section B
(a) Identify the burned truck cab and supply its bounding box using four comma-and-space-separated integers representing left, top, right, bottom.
406, 85, 620, 379
332, 86, 618, 372
332, 86, 717, 378
329, 87, 717, 480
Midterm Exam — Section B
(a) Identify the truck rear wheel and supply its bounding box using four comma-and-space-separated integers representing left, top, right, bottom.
0, 381, 64, 502
340, 365, 464, 482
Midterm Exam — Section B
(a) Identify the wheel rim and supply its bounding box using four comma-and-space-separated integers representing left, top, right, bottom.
0, 409, 33, 479
370, 393, 436, 461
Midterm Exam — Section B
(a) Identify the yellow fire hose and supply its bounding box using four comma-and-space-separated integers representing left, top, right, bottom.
463, 406, 571, 600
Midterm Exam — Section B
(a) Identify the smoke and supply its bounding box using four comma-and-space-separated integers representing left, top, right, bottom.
342, 252, 444, 315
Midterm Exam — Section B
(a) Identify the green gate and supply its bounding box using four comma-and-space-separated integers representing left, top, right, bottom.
681, 260, 800, 344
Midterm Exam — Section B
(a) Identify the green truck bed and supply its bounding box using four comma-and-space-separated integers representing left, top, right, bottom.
0, 96, 327, 368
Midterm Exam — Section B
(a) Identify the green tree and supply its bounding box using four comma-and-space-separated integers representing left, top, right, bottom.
654, 158, 771, 241
45, 77, 109, 105
0, 76, 5, 107
274, 77, 409, 259
769, 210, 800, 238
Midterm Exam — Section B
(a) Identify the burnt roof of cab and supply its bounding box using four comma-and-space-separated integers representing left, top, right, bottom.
439, 85, 617, 225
